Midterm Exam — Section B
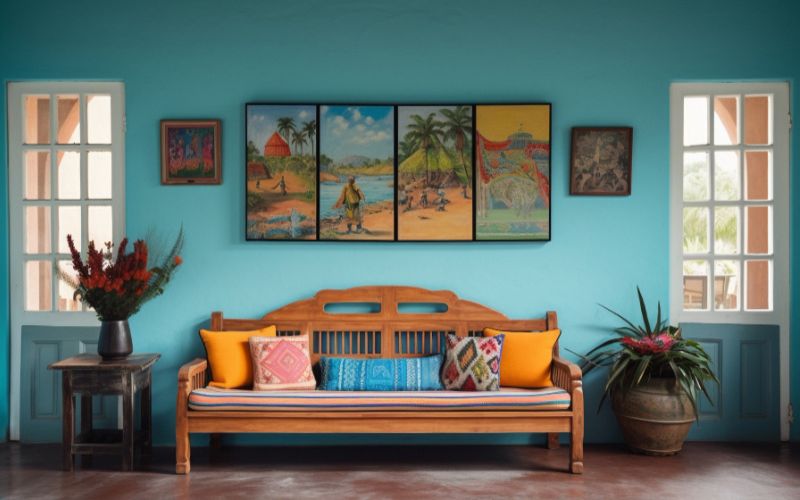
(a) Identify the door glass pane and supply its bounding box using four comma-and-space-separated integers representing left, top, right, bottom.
24, 95, 51, 144
58, 206, 81, 253
745, 260, 771, 310
684, 96, 709, 146
744, 95, 771, 145
714, 151, 740, 201
25, 260, 52, 311
683, 207, 709, 253
714, 206, 739, 255
683, 152, 709, 201
744, 150, 771, 201
56, 95, 80, 144
87, 95, 112, 144
683, 260, 709, 310
713, 96, 739, 145
57, 260, 82, 312
25, 206, 51, 254
88, 206, 113, 247
56, 151, 80, 199
746, 206, 771, 255
24, 151, 51, 200
88, 151, 112, 199
714, 260, 739, 311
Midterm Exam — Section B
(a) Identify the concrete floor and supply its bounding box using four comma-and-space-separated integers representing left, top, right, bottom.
0, 442, 798, 499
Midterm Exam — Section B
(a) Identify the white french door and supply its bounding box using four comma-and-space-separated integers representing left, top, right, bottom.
669, 82, 791, 439
7, 82, 125, 440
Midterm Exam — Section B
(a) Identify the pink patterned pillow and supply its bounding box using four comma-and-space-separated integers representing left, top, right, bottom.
249, 335, 316, 391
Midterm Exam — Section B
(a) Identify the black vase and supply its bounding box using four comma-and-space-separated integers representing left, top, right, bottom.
98, 320, 132, 361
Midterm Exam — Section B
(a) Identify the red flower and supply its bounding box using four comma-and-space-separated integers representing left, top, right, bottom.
622, 333, 676, 355
174, 255, 183, 266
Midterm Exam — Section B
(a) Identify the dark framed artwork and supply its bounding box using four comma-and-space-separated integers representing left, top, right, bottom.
569, 127, 633, 196
160, 119, 221, 185
475, 104, 551, 241
396, 105, 473, 241
318, 105, 395, 241
245, 104, 317, 240
242, 102, 553, 243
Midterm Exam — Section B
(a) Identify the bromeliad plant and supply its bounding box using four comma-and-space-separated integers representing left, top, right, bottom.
578, 287, 718, 417
60, 229, 184, 321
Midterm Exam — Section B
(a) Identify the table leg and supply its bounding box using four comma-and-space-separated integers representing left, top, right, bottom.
80, 394, 93, 468
61, 373, 74, 472
121, 373, 136, 471
142, 372, 152, 456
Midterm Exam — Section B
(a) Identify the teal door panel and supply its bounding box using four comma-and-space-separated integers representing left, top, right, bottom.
682, 323, 780, 441
20, 326, 118, 443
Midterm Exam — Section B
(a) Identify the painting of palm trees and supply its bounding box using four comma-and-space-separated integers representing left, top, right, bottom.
475, 104, 551, 241
246, 104, 317, 240
397, 105, 473, 241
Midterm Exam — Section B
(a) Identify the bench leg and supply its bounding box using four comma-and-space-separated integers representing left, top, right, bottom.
570, 387, 584, 474
176, 424, 190, 474
176, 395, 190, 474
546, 433, 560, 449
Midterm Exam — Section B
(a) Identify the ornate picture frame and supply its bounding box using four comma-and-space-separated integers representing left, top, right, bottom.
161, 119, 221, 185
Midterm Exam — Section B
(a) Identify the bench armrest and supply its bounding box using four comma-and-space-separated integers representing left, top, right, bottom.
178, 358, 208, 394
552, 356, 582, 393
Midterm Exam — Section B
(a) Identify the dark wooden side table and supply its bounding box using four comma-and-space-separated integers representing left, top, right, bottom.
49, 353, 160, 471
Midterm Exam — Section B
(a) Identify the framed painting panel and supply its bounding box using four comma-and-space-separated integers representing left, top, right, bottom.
397, 105, 473, 241
161, 119, 221, 185
319, 105, 395, 241
569, 126, 633, 196
245, 104, 318, 240
475, 104, 551, 241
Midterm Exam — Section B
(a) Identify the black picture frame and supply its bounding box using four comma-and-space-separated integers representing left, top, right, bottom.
244, 102, 552, 243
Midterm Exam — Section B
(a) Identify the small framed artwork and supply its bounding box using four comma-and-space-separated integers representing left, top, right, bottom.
475, 104, 551, 241
569, 127, 632, 196
161, 119, 221, 185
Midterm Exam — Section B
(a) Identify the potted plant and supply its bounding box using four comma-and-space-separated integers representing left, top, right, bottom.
578, 287, 718, 455
61, 230, 184, 360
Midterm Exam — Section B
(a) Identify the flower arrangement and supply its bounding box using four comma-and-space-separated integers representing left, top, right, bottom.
577, 287, 718, 416
61, 230, 184, 321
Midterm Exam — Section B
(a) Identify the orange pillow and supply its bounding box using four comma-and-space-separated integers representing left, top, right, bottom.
200, 326, 277, 388
484, 328, 560, 388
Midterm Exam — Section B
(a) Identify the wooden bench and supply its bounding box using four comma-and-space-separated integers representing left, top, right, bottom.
176, 286, 584, 474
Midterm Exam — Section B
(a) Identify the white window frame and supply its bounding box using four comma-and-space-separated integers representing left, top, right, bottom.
7, 81, 125, 440
669, 81, 791, 439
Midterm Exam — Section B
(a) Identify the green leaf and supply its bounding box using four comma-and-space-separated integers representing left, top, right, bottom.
598, 303, 645, 336
636, 286, 652, 335
632, 355, 651, 385
655, 302, 662, 334
605, 358, 631, 393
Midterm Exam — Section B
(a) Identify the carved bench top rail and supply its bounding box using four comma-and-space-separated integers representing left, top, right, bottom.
210, 286, 558, 361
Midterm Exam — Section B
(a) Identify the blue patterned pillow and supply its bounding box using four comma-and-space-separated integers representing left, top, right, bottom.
318, 355, 444, 391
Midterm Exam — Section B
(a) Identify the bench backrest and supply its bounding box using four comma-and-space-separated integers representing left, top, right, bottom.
210, 286, 558, 364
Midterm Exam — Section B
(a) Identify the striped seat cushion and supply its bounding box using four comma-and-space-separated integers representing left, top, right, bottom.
188, 387, 571, 412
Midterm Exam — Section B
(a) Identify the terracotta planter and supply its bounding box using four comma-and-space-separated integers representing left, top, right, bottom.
612, 378, 695, 456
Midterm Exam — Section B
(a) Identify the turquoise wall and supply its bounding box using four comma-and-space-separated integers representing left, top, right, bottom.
1, 0, 799, 444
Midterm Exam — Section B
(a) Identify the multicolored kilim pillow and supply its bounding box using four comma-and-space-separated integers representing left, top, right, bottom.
441, 334, 505, 391
249, 335, 316, 391
318, 355, 444, 391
